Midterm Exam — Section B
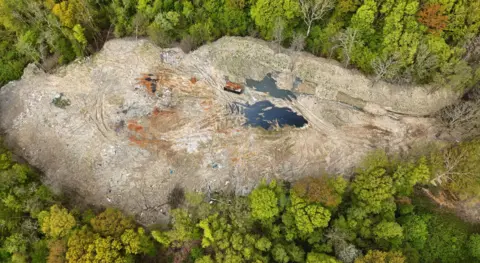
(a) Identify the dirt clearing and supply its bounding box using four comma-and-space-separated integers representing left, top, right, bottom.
0, 37, 455, 224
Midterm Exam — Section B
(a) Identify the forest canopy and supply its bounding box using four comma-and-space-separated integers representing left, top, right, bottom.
0, 0, 479, 90
1, 139, 480, 262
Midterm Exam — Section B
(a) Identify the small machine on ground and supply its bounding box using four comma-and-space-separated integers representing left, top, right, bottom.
223, 81, 244, 94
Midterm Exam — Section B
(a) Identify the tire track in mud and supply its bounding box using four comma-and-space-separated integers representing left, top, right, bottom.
94, 93, 109, 140
88, 85, 117, 142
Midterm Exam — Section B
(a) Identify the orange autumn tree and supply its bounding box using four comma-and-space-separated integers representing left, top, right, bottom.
417, 3, 448, 34
47, 240, 67, 263
292, 176, 347, 209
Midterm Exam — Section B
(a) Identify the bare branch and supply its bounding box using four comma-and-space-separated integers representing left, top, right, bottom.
290, 32, 306, 52
299, 0, 336, 36
414, 43, 438, 81
464, 35, 480, 63
438, 95, 480, 139
330, 28, 359, 67
370, 53, 401, 87
430, 146, 473, 187
440, 101, 479, 129
272, 17, 285, 53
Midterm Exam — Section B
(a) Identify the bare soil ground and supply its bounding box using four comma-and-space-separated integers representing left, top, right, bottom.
0, 37, 456, 224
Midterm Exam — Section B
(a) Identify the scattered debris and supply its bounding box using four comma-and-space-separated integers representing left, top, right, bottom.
160, 50, 181, 66
127, 120, 144, 132
114, 120, 125, 133
152, 107, 161, 116
200, 100, 213, 111
293, 77, 303, 90
292, 77, 316, 95
224, 79, 244, 94
52, 93, 71, 109
136, 73, 159, 94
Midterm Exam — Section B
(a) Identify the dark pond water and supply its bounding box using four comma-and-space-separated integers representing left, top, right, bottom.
246, 73, 297, 101
231, 100, 308, 130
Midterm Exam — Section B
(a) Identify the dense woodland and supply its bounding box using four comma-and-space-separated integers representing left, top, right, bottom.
0, 0, 479, 90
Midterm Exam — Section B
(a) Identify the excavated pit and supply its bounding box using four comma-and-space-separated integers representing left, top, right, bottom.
232, 100, 308, 130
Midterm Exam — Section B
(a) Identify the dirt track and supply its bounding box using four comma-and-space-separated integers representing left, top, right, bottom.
0, 37, 456, 224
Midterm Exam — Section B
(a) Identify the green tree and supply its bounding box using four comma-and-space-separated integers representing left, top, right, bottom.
255, 237, 272, 252
111, 0, 138, 37
468, 234, 480, 261
434, 58, 474, 90
188, 21, 215, 47
72, 24, 87, 47
400, 215, 428, 250
31, 240, 49, 263
49, 0, 78, 28
0, 37, 27, 85
306, 252, 341, 263
351, 166, 394, 214
249, 185, 280, 221
392, 157, 429, 197
218, 2, 250, 36
65, 226, 135, 263
90, 208, 135, 237
16, 30, 41, 62
38, 205, 76, 239
350, 0, 376, 39
355, 250, 405, 263
120, 228, 155, 255
348, 0, 379, 71
195, 255, 214, 263
3, 234, 28, 255
65, 227, 97, 263
420, 213, 470, 263
250, 0, 301, 39
0, 142, 54, 262
445, 0, 480, 44
373, 221, 404, 248
151, 209, 199, 247
92, 236, 126, 263
286, 243, 305, 262
271, 244, 289, 263
287, 192, 331, 235
380, 0, 421, 72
